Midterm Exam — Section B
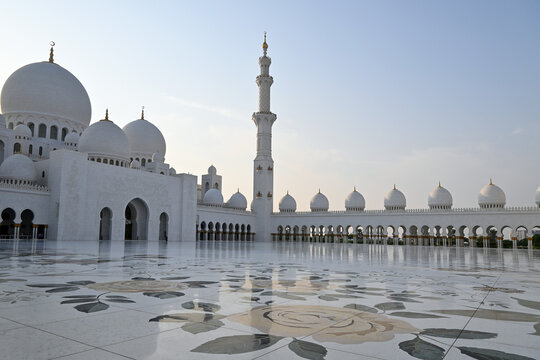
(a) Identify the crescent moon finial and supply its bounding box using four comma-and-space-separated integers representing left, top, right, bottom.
49, 41, 55, 63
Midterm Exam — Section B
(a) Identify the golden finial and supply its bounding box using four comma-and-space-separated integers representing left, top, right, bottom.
104, 108, 109, 121
354, 186, 357, 192
141, 106, 145, 120
237, 187, 240, 193
438, 181, 441, 188
287, 190, 289, 195
318, 188, 321, 193
490, 178, 493, 185
393, 184, 396, 190
49, 41, 55, 63
262, 31, 268, 55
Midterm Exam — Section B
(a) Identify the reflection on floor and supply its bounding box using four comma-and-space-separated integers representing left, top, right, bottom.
0, 240, 539, 359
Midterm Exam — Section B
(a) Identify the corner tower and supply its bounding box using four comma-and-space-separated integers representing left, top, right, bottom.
252, 33, 276, 241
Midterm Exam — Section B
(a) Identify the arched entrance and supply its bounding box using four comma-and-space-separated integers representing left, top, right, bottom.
159, 212, 168, 240
0, 208, 16, 238
20, 209, 34, 239
124, 198, 149, 240
99, 208, 112, 240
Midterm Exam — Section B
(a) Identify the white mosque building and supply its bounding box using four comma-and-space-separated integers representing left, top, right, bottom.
0, 39, 539, 247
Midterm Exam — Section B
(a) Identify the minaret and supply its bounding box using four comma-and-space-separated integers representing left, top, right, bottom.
252, 33, 277, 242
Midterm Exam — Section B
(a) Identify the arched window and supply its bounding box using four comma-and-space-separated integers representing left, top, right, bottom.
50, 125, 58, 140
214, 182, 219, 189
28, 123, 35, 136
141, 158, 146, 166
29, 144, 33, 155
38, 124, 47, 138
13, 143, 21, 153
42, 171, 45, 178
61, 128, 68, 141
38, 146, 43, 156
8, 123, 14, 129
115, 160, 119, 166
97, 158, 102, 163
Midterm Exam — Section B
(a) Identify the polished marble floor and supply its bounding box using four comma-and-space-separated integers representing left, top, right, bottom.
0, 240, 539, 360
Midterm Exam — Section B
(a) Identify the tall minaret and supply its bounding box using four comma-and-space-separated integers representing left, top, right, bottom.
252, 33, 277, 242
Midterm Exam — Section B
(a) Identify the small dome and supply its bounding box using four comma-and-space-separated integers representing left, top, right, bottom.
130, 159, 141, 169
14, 124, 32, 138
345, 188, 365, 211
279, 192, 297, 212
64, 131, 80, 144
122, 118, 166, 157
78, 114, 130, 161
310, 190, 329, 212
152, 152, 164, 163
428, 183, 453, 209
169, 167, 176, 175
384, 185, 406, 210
0, 154, 36, 182
1, 62, 91, 126
535, 186, 540, 207
478, 180, 506, 208
227, 190, 247, 210
208, 165, 217, 175
203, 188, 224, 206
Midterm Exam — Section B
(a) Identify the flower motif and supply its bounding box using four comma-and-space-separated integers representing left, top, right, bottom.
86, 280, 186, 293
228, 305, 417, 344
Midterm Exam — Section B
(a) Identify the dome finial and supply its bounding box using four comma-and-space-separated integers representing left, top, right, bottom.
48, 41, 55, 63
287, 190, 289, 195
490, 178, 493, 185
438, 181, 441, 188
141, 106, 145, 120
393, 184, 396, 190
237, 187, 240, 193
105, 108, 109, 121
262, 31, 268, 56
354, 185, 357, 192
318, 188, 321, 194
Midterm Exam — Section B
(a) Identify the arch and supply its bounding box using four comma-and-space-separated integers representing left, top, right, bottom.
61, 127, 68, 141
28, 123, 35, 136
38, 146, 43, 156
99, 207, 112, 240
124, 198, 149, 240
208, 222, 214, 240
214, 182, 219, 189
247, 224, 252, 241
0, 140, 4, 166
19, 209, 34, 238
29, 144, 33, 155
8, 123, 13, 129
215, 222, 221, 240
235, 224, 240, 240
38, 124, 47, 138
141, 158, 146, 167
277, 225, 284, 241
159, 212, 169, 240
13, 143, 21, 153
50, 125, 58, 140
0, 208, 16, 238
222, 223, 227, 240
205, 182, 210, 193
241, 224, 246, 240
229, 223, 234, 240
285, 225, 291, 241
199, 221, 207, 240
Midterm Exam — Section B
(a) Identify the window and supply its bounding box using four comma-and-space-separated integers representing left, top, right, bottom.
29, 145, 33, 155
50, 126, 58, 140
39, 147, 43, 156
13, 143, 21, 153
42, 171, 45, 178
61, 128, 68, 141
28, 123, 35, 136
141, 158, 146, 166
38, 124, 46, 138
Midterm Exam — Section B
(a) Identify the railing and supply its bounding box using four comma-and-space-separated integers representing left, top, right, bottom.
197, 202, 252, 214
0, 179, 50, 193
272, 206, 540, 216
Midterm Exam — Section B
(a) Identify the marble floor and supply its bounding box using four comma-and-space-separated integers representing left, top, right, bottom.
0, 240, 539, 360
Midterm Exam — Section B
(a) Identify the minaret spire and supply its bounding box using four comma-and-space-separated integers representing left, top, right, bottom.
252, 33, 277, 241
49, 41, 55, 63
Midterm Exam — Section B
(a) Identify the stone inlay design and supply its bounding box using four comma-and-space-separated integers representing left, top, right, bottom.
85, 279, 186, 293
228, 304, 418, 344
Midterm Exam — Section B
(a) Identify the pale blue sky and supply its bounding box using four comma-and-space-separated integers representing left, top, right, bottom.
1, 0, 539, 210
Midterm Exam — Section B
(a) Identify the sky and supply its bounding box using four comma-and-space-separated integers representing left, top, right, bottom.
1, 0, 539, 210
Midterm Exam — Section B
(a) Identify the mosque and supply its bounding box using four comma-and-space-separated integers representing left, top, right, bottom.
0, 38, 539, 247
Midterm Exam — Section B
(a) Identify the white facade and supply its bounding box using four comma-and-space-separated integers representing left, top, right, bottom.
0, 41, 539, 247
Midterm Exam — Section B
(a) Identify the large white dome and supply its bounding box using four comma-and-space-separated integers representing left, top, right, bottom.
1, 62, 91, 126
78, 114, 130, 161
478, 180, 506, 209
227, 190, 247, 210
384, 185, 406, 210
310, 190, 329, 212
428, 183, 453, 209
279, 192, 297, 212
122, 117, 166, 157
0, 154, 36, 182
203, 188, 224, 206
535, 186, 540, 207
345, 188, 365, 211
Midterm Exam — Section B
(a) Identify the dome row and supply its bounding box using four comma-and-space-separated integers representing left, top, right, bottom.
279, 181, 523, 212
202, 189, 248, 210
77, 110, 166, 164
